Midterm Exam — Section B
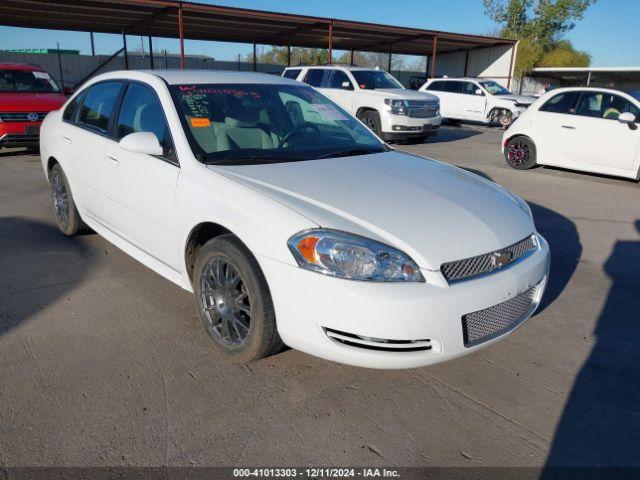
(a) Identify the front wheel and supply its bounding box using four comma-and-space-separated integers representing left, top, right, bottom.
504, 136, 537, 170
193, 234, 283, 363
359, 110, 382, 136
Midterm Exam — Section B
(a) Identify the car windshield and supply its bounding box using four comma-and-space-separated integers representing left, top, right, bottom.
351, 70, 403, 90
479, 81, 511, 95
0, 69, 60, 93
170, 83, 387, 165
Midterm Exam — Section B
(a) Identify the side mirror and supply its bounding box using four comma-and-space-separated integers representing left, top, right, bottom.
341, 81, 353, 90
475, 89, 484, 96
119, 132, 163, 155
618, 112, 636, 124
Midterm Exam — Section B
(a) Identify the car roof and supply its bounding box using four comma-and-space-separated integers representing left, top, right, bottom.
88, 69, 301, 86
285, 65, 386, 72
0, 63, 45, 71
428, 77, 486, 82
543, 86, 636, 96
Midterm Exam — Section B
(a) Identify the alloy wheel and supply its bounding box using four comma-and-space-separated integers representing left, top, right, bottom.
51, 171, 69, 228
200, 256, 252, 347
507, 141, 530, 167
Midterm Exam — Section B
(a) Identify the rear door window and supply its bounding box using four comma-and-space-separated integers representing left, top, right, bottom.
443, 81, 463, 93
77, 81, 123, 134
574, 91, 640, 120
303, 69, 326, 87
327, 70, 352, 89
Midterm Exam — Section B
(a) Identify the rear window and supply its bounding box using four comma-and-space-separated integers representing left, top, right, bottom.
539, 91, 581, 114
282, 69, 301, 80
0, 69, 60, 93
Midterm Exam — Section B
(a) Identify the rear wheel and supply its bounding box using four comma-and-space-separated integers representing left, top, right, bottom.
49, 163, 85, 235
193, 234, 283, 363
359, 110, 382, 136
505, 136, 537, 170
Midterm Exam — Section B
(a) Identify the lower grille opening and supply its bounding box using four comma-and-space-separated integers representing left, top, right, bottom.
324, 327, 432, 352
462, 282, 542, 348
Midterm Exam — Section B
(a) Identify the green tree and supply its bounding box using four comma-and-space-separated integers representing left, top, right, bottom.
483, 0, 595, 75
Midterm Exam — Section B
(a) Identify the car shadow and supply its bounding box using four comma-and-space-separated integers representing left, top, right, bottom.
462, 168, 582, 315
0, 217, 94, 337
428, 126, 484, 143
541, 220, 640, 473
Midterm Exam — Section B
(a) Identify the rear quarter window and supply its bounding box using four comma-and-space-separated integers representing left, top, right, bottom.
282, 69, 302, 80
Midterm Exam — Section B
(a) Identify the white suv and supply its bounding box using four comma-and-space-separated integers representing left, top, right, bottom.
420, 78, 535, 127
283, 66, 441, 142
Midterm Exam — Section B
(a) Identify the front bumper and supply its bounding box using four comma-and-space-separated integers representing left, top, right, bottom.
259, 234, 550, 369
0, 121, 41, 148
380, 112, 442, 140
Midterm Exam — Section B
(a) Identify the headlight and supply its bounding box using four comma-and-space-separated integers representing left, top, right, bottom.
288, 229, 424, 282
384, 98, 407, 115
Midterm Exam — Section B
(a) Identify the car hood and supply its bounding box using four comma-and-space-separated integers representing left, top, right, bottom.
494, 93, 536, 105
0, 92, 67, 111
209, 151, 534, 270
368, 88, 439, 102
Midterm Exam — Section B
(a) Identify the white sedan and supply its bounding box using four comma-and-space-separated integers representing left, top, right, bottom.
40, 70, 550, 369
502, 87, 640, 179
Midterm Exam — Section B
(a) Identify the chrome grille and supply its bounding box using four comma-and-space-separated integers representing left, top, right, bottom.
462, 283, 540, 347
406, 101, 439, 118
324, 327, 432, 352
0, 112, 48, 122
441, 235, 536, 283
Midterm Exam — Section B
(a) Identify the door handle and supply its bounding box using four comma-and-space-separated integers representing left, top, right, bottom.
104, 155, 120, 167
561, 125, 576, 129
62, 135, 72, 144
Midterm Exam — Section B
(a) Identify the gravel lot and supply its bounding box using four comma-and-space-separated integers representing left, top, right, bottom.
1, 125, 639, 468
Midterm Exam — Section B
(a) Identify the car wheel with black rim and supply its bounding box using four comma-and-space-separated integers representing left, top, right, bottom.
193, 234, 283, 363
49, 163, 86, 235
505, 136, 537, 170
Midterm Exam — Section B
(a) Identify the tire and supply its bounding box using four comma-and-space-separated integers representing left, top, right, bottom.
504, 136, 537, 170
359, 110, 382, 136
193, 234, 283, 363
49, 163, 86, 235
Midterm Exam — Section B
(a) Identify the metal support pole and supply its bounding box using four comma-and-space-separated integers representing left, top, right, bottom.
178, 4, 185, 69
56, 42, 64, 89
328, 23, 333, 65
164, 49, 168, 68
387, 49, 392, 72
89, 32, 95, 56
586, 71, 592, 86
122, 32, 128, 70
287, 44, 291, 67
148, 35, 154, 69
463, 50, 469, 76
507, 43, 516, 89
252, 42, 257, 71
430, 35, 438, 78
350, 49, 354, 66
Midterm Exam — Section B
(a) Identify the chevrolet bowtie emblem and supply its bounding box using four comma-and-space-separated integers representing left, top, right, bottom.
491, 250, 513, 268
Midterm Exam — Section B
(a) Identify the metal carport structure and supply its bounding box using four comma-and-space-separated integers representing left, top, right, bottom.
0, 0, 518, 86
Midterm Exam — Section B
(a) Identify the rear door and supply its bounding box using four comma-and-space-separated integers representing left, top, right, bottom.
425, 81, 458, 119
316, 69, 355, 112
71, 81, 125, 224
102, 82, 181, 268
557, 91, 640, 173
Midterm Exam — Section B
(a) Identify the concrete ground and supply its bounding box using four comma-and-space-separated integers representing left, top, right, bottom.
1, 126, 639, 468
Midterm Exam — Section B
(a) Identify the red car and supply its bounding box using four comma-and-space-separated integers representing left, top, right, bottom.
0, 63, 67, 150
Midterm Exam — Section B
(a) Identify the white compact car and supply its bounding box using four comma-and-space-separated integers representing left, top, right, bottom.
40, 70, 549, 369
283, 65, 441, 142
421, 77, 535, 126
502, 87, 640, 180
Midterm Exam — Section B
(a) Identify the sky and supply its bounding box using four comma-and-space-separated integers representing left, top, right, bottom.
0, 0, 638, 67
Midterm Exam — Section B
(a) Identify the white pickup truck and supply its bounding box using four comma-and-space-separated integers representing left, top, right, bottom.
420, 77, 536, 126
282, 65, 441, 142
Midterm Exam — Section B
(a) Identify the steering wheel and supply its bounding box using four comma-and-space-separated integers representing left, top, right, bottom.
281, 122, 321, 148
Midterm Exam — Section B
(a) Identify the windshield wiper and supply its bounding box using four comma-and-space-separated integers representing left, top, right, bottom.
312, 147, 387, 160
205, 154, 306, 165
